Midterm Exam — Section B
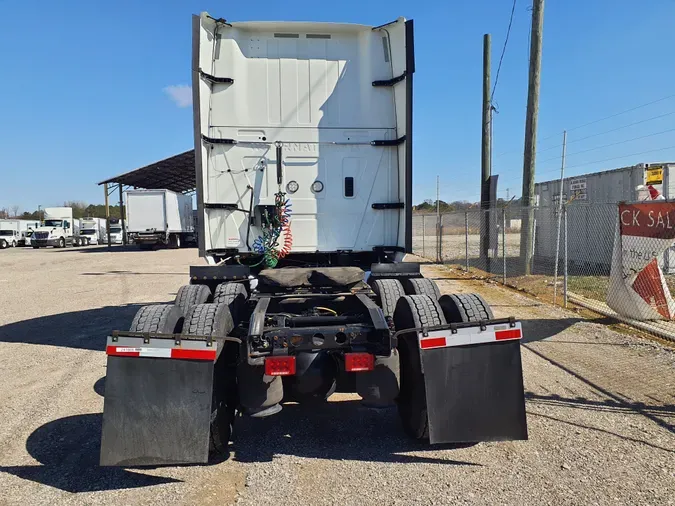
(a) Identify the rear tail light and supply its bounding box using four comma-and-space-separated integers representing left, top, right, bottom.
345, 352, 374, 372
265, 356, 296, 376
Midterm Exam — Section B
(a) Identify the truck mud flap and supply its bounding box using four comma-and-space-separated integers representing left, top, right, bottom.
100, 336, 216, 466
419, 322, 527, 444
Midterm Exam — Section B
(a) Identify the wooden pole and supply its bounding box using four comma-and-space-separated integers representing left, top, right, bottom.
481, 34, 492, 260
104, 183, 111, 248
520, 0, 545, 274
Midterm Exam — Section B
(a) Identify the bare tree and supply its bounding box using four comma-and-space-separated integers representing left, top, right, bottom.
0, 208, 8, 219
10, 205, 19, 218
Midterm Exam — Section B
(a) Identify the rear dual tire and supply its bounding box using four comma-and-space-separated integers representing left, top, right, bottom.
393, 292, 494, 441
394, 295, 447, 440
182, 303, 236, 456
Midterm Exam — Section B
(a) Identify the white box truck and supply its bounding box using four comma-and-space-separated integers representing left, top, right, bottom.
31, 207, 76, 248
77, 217, 106, 245
125, 189, 194, 249
0, 220, 21, 249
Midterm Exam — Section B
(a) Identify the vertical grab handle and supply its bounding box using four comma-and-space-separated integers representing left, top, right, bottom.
276, 142, 283, 185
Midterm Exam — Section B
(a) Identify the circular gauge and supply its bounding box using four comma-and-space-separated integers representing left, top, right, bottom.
286, 180, 299, 194
311, 180, 324, 193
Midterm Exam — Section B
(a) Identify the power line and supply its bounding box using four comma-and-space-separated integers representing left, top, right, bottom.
537, 144, 675, 176
501, 110, 675, 159
496, 93, 675, 157
490, 0, 517, 103
536, 126, 675, 164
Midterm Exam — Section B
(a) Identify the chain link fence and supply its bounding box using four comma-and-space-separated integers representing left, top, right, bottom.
413, 203, 675, 341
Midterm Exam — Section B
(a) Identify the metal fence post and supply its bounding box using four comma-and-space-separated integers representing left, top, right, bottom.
465, 211, 469, 271
422, 215, 426, 259
502, 208, 506, 285
553, 208, 563, 306
563, 204, 568, 308
439, 219, 443, 262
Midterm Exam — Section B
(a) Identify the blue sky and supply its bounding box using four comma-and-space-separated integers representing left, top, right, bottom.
1, 0, 674, 211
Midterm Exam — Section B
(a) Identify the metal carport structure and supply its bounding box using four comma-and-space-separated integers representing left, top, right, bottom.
98, 150, 195, 246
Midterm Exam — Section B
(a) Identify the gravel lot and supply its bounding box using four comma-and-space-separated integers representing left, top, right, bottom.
0, 246, 673, 505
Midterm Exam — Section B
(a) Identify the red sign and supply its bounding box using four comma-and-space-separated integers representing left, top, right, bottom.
619, 203, 675, 239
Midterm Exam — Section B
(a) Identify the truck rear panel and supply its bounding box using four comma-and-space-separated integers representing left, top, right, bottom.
126, 190, 168, 233
192, 15, 414, 260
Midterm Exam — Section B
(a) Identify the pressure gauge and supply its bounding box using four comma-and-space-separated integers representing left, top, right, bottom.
286, 180, 299, 194
311, 180, 324, 193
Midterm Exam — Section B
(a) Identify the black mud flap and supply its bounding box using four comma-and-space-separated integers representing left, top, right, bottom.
421, 340, 528, 443
100, 355, 214, 466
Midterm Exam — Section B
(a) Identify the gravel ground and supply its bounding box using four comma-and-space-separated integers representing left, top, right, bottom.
0, 246, 673, 506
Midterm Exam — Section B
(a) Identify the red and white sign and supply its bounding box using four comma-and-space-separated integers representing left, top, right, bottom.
607, 202, 675, 320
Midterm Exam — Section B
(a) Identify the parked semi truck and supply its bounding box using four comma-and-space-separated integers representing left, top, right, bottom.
17, 220, 40, 246
125, 189, 194, 249
76, 217, 106, 245
100, 13, 527, 466
103, 218, 124, 244
32, 207, 76, 248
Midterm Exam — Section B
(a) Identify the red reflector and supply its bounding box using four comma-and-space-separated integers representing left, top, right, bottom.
171, 348, 217, 361
419, 337, 447, 349
265, 356, 296, 376
345, 352, 374, 372
495, 329, 522, 340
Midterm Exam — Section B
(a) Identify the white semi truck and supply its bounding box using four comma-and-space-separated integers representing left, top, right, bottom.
77, 217, 106, 245
31, 207, 76, 248
125, 189, 194, 249
17, 220, 40, 246
100, 13, 528, 467
103, 218, 124, 245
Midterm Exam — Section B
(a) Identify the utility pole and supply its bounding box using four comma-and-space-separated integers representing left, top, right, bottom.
481, 33, 492, 261
506, 188, 510, 201
520, 0, 545, 274
436, 175, 441, 263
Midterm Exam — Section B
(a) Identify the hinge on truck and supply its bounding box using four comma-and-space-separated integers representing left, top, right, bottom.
202, 135, 237, 145
371, 136, 406, 147
199, 69, 234, 85
372, 73, 406, 87
372, 203, 404, 210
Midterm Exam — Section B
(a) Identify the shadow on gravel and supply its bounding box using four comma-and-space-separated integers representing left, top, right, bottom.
232, 399, 481, 466
0, 304, 145, 351
81, 270, 187, 276
50, 244, 197, 254
0, 413, 181, 492
524, 345, 675, 436
520, 318, 584, 342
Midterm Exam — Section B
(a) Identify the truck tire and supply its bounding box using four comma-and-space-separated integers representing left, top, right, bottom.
58, 238, 65, 248
213, 282, 248, 324
174, 284, 212, 317
11, 240, 16, 248
129, 304, 184, 333
402, 278, 441, 300
169, 234, 181, 249
0, 239, 7, 249
393, 295, 447, 440
371, 279, 405, 317
183, 303, 235, 455
32, 245, 39, 249
438, 293, 494, 323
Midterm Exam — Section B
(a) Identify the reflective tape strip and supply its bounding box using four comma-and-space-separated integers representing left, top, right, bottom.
418, 323, 522, 350
106, 345, 216, 361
